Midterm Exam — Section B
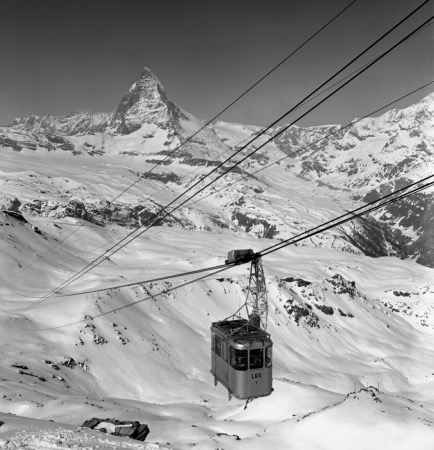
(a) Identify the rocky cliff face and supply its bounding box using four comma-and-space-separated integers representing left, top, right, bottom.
108, 67, 187, 135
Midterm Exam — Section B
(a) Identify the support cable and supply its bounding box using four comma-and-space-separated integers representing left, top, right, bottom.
18, 77, 431, 303
43, 79, 433, 301
15, 266, 232, 331
258, 175, 434, 257
20, 61, 434, 284
20, 3, 433, 310
11, 0, 358, 277
104, 9, 434, 261
18, 175, 434, 330
28, 263, 230, 299
183, 79, 434, 209
109, 16, 434, 210
108, 0, 358, 204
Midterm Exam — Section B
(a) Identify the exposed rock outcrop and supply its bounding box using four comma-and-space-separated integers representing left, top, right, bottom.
0, 195, 21, 212
82, 417, 149, 442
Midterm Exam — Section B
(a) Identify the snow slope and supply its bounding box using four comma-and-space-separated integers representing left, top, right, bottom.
0, 69, 434, 449
1, 206, 434, 448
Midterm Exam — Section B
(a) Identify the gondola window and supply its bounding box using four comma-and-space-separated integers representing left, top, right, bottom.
230, 347, 248, 371
250, 348, 264, 369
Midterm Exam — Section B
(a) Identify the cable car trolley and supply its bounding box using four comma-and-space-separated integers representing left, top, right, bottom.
211, 249, 273, 400
211, 319, 272, 400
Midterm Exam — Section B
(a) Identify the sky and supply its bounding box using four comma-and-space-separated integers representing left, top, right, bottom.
0, 0, 433, 128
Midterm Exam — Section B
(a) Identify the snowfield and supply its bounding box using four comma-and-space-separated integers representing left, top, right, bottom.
1, 209, 434, 449
1, 69, 434, 449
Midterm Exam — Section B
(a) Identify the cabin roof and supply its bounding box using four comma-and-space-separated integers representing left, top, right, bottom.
211, 319, 271, 341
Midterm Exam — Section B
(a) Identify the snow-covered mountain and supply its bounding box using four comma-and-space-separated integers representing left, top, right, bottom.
1, 66, 434, 449
213, 93, 434, 267
6, 67, 183, 137
8, 111, 112, 136
108, 67, 187, 135
3, 75, 433, 266
274, 93, 434, 195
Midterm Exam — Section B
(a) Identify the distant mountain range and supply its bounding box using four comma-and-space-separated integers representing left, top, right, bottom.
1, 67, 433, 267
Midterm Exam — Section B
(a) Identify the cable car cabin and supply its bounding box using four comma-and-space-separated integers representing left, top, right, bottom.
211, 319, 273, 400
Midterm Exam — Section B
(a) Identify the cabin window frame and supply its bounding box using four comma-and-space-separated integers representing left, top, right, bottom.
215, 335, 222, 357
222, 340, 229, 362
265, 346, 272, 368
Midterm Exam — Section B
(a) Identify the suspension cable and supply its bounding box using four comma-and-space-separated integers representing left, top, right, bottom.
108, 0, 359, 205
18, 176, 434, 330
19, 73, 433, 303
107, 10, 434, 258
29, 263, 230, 299
12, 2, 358, 279
183, 79, 434, 209
16, 265, 232, 331
20, 3, 433, 308
259, 175, 434, 257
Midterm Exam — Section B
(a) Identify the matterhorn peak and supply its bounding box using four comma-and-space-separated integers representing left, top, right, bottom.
138, 66, 158, 80
109, 66, 185, 135
131, 66, 164, 95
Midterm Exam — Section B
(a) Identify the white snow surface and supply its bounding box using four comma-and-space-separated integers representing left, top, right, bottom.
0, 92, 434, 449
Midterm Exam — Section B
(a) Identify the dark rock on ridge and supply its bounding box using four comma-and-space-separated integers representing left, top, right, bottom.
82, 417, 150, 442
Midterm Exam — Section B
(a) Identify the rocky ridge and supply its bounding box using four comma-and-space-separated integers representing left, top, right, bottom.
8, 111, 112, 136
